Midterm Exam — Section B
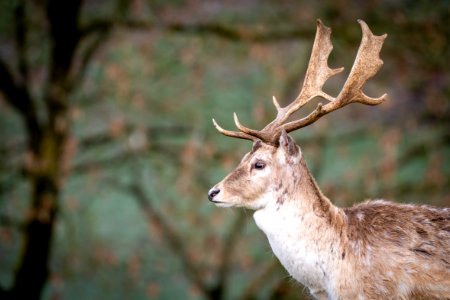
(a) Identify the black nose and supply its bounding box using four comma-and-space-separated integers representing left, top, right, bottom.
208, 188, 220, 201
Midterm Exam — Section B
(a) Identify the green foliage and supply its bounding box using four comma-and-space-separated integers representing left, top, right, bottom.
0, 0, 449, 299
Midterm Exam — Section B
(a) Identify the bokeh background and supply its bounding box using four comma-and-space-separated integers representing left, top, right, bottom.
0, 0, 448, 299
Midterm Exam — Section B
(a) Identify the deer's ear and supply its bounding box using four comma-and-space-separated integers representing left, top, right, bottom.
251, 140, 262, 153
279, 130, 298, 157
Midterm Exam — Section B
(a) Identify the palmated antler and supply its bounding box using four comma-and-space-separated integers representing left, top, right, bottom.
213, 19, 387, 145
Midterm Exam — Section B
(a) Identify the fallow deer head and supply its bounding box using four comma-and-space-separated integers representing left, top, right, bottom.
208, 19, 387, 210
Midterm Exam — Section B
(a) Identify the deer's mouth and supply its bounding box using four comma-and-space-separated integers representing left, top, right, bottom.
209, 195, 236, 208
211, 200, 234, 208
209, 199, 234, 207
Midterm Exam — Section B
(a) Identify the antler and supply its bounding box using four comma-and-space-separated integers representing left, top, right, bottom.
213, 19, 387, 145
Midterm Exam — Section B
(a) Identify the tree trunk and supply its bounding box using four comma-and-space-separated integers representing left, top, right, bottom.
10, 177, 59, 300
8, 123, 67, 300
0, 1, 83, 298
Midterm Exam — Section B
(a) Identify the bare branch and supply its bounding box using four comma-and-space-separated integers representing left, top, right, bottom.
0, 60, 26, 113
110, 181, 209, 294
239, 260, 281, 300
0, 214, 25, 230
70, 0, 134, 90
70, 28, 112, 90
71, 142, 178, 174
166, 22, 312, 43
14, 0, 29, 85
211, 211, 247, 296
80, 18, 312, 43
0, 58, 41, 151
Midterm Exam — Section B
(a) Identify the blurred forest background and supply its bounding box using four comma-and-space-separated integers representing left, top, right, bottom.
0, 0, 448, 299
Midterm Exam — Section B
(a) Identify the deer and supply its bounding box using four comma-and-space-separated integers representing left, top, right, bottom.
207, 20, 450, 300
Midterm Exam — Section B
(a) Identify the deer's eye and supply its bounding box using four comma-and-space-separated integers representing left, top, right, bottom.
253, 161, 266, 170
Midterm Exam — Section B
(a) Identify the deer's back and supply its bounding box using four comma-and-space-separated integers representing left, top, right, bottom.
340, 200, 450, 299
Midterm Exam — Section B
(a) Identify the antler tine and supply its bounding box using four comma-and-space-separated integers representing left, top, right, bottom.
272, 96, 282, 113
283, 19, 387, 135
212, 118, 259, 142
233, 113, 260, 137
334, 20, 387, 106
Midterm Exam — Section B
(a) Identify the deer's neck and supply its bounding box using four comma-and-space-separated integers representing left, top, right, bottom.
254, 157, 344, 231
253, 157, 345, 293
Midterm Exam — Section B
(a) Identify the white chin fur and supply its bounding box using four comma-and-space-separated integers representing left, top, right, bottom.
215, 202, 234, 208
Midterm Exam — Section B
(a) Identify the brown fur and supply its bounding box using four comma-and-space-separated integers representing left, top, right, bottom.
339, 201, 450, 299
